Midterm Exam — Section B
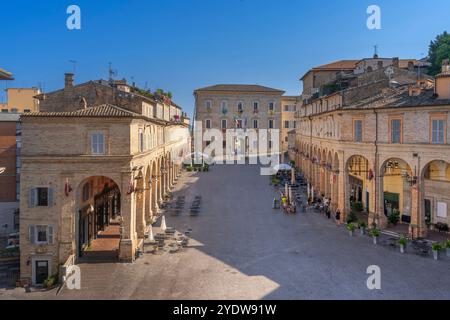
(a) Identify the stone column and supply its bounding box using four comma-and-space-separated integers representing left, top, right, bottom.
119, 172, 136, 262
410, 177, 427, 238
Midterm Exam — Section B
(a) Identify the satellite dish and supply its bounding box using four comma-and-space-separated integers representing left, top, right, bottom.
0, 168, 5, 174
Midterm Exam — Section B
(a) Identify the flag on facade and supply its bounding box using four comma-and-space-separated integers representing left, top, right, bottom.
127, 178, 135, 195
64, 178, 73, 197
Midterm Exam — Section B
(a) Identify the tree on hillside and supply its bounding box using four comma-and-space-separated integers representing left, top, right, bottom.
428, 31, 450, 76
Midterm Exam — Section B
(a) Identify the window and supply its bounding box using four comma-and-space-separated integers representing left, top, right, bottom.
24, 109, 31, 113
353, 120, 363, 142
253, 101, 259, 111
391, 119, 402, 143
221, 101, 228, 109
29, 187, 53, 207
138, 129, 144, 152
205, 100, 212, 109
431, 119, 446, 144
284, 105, 289, 112
221, 119, 227, 130
237, 102, 244, 113
253, 119, 258, 129
205, 119, 211, 129
29, 225, 54, 245
268, 119, 274, 129
91, 133, 105, 155
269, 102, 275, 111
236, 119, 243, 129
284, 121, 290, 129
1, 109, 8, 113
11, 108, 18, 113
223, 140, 227, 148
37, 188, 48, 206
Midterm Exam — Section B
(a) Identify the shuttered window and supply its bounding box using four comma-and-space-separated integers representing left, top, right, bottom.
29, 187, 54, 207
28, 225, 55, 244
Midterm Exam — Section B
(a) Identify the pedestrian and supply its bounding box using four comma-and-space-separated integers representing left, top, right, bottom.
335, 209, 341, 226
326, 206, 331, 219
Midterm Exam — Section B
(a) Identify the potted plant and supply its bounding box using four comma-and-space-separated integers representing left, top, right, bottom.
388, 209, 400, 226
370, 229, 381, 245
445, 240, 450, 258
432, 243, 442, 260
347, 223, 357, 237
398, 237, 407, 254
358, 221, 367, 235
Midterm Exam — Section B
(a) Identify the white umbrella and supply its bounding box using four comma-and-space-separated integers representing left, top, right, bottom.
148, 224, 154, 241
161, 216, 167, 232
274, 163, 293, 172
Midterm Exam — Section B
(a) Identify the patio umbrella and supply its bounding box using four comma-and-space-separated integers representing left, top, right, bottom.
148, 224, 155, 241
274, 163, 293, 172
291, 168, 296, 184
161, 215, 167, 232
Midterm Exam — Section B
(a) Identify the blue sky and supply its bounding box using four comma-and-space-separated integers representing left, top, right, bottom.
1, 0, 450, 117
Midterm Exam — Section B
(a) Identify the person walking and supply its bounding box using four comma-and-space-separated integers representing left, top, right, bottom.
326, 206, 331, 219
335, 209, 341, 226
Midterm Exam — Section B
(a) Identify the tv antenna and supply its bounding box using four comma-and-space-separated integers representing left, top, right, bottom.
108, 62, 118, 82
69, 60, 77, 74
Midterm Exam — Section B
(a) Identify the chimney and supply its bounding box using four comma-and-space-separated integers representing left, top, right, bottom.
65, 73, 74, 89
408, 85, 422, 97
392, 57, 399, 68
442, 59, 450, 73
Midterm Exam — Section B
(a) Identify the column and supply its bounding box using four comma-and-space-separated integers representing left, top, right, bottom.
119, 172, 136, 262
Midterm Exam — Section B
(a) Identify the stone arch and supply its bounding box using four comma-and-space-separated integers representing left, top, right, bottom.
379, 157, 413, 227
75, 175, 122, 260
345, 155, 374, 223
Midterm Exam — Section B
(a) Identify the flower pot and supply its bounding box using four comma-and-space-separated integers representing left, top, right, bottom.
349, 230, 354, 237
433, 250, 440, 261
446, 248, 450, 257
400, 244, 406, 254
360, 228, 366, 236
373, 236, 378, 245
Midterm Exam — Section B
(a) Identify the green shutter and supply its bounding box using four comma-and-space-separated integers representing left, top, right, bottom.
48, 188, 54, 206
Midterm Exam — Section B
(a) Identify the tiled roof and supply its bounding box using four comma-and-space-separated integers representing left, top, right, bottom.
301, 60, 359, 80
195, 84, 285, 94
0, 68, 14, 80
21, 104, 138, 118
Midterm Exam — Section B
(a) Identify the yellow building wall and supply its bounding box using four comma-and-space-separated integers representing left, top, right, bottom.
6, 88, 40, 113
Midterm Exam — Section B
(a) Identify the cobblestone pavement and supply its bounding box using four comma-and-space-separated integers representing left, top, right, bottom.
2, 165, 450, 300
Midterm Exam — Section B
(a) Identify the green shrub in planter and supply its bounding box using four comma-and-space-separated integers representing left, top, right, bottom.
43, 274, 59, 289
347, 223, 357, 232
432, 243, 443, 252
358, 221, 367, 229
445, 240, 450, 249
398, 237, 408, 246
369, 229, 381, 238
346, 211, 357, 224
186, 166, 193, 172
351, 202, 363, 212
388, 210, 400, 225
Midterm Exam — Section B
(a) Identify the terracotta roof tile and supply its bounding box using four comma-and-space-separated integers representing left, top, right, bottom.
21, 104, 137, 118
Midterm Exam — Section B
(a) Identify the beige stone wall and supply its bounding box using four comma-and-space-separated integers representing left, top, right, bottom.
19, 115, 190, 284
195, 91, 283, 154
294, 103, 450, 235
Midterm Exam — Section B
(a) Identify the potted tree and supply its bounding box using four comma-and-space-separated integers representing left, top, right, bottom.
347, 223, 357, 237
358, 221, 367, 235
445, 240, 450, 258
398, 237, 407, 254
370, 229, 381, 245
432, 243, 442, 261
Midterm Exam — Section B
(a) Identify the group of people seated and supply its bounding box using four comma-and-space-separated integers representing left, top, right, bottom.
280, 193, 297, 214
